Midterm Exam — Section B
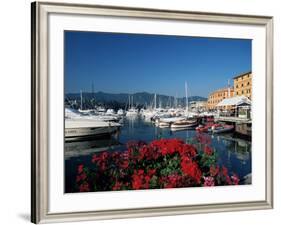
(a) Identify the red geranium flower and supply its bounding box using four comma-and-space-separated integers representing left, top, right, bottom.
203, 176, 215, 186
231, 174, 240, 185
204, 146, 213, 156
210, 165, 219, 177
79, 182, 90, 192
77, 164, 84, 174
112, 181, 123, 191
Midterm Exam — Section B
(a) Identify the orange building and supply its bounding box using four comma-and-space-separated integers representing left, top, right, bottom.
233, 71, 252, 99
207, 87, 234, 110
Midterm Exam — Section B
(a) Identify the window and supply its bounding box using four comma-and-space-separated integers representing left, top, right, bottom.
236, 85, 238, 88
242, 90, 244, 94
247, 82, 250, 86
241, 83, 244, 87
237, 92, 239, 95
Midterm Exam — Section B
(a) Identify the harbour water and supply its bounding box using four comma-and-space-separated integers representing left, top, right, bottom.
65, 116, 251, 192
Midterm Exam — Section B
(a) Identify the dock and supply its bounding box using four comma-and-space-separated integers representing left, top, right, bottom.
215, 116, 252, 138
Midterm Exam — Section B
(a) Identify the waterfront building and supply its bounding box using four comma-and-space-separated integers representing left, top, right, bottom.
216, 95, 251, 118
207, 87, 234, 110
233, 71, 252, 99
190, 101, 207, 112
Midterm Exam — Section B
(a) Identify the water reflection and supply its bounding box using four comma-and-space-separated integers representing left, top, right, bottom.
65, 116, 252, 191
65, 137, 121, 160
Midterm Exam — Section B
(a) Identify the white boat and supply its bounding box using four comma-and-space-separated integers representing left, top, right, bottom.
65, 108, 120, 122
211, 124, 234, 134
105, 108, 116, 115
158, 116, 186, 123
96, 106, 106, 114
126, 94, 139, 117
158, 121, 171, 128
78, 109, 95, 114
141, 109, 155, 119
65, 119, 121, 140
117, 109, 125, 116
126, 108, 139, 116
170, 119, 198, 130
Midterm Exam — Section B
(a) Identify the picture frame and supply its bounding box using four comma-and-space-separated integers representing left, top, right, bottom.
31, 1, 273, 223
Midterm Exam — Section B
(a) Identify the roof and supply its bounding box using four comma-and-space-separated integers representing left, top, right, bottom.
233, 71, 252, 79
216, 95, 251, 107
209, 87, 234, 96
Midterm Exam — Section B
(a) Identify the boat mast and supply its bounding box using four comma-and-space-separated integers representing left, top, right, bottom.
154, 93, 157, 110
91, 82, 95, 99
80, 90, 83, 110
228, 79, 230, 98
185, 81, 188, 115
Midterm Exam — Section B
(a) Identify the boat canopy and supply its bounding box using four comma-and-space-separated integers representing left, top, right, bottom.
216, 95, 251, 107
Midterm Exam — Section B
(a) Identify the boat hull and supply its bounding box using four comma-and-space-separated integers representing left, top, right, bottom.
171, 122, 197, 130
65, 126, 119, 141
212, 125, 234, 134
65, 119, 121, 141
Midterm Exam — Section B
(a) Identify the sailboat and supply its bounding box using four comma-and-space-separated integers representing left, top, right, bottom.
171, 81, 198, 130
126, 94, 138, 116
77, 90, 94, 114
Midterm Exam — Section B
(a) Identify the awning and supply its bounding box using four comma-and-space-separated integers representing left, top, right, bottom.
216, 95, 251, 107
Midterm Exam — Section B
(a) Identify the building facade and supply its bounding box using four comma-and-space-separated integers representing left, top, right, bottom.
190, 101, 207, 112
233, 71, 252, 99
207, 87, 234, 110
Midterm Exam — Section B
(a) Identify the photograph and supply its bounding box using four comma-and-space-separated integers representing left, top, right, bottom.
64, 31, 252, 193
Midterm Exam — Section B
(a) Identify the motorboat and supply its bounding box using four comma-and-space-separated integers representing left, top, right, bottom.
170, 118, 198, 130
157, 116, 186, 123
65, 119, 121, 141
96, 106, 106, 114
105, 109, 115, 115
117, 109, 125, 116
211, 124, 234, 134
158, 121, 171, 128
65, 108, 120, 122
126, 108, 139, 117
196, 124, 213, 133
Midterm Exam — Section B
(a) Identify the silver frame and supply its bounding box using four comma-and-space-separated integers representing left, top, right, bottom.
31, 1, 273, 223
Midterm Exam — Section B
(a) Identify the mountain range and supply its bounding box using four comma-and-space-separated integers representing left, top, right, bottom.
66, 91, 207, 109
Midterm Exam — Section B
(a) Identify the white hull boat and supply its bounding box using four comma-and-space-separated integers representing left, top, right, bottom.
126, 108, 139, 117
170, 119, 198, 130
158, 116, 186, 123
105, 109, 115, 115
117, 109, 125, 116
65, 119, 121, 141
65, 108, 120, 122
212, 124, 234, 134
158, 121, 171, 128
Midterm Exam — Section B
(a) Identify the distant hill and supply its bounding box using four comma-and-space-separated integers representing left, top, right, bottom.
65, 91, 207, 110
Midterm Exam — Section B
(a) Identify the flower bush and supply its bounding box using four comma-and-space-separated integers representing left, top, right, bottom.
75, 137, 239, 192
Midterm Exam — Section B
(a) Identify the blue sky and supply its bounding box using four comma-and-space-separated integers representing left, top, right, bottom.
65, 31, 251, 97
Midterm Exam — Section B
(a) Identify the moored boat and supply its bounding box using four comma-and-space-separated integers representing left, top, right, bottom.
170, 119, 198, 130
196, 124, 212, 133
65, 119, 121, 141
158, 121, 171, 128
211, 124, 234, 134
126, 108, 139, 117
117, 109, 125, 116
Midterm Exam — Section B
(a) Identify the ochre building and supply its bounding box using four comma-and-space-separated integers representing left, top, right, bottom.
207, 87, 234, 110
233, 71, 252, 99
